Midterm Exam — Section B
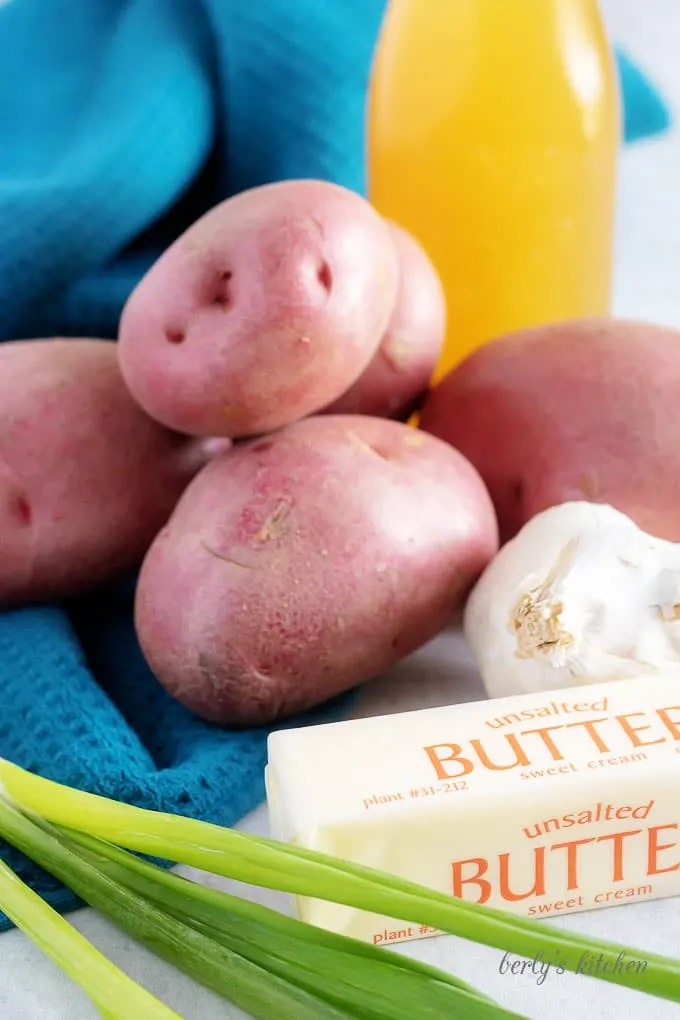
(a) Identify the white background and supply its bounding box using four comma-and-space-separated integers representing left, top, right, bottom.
2, 1, 679, 1016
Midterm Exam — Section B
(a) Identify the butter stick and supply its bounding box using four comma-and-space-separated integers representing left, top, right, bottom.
265, 675, 680, 945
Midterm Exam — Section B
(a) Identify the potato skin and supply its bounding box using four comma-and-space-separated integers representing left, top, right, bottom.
419, 318, 680, 543
135, 415, 498, 726
324, 222, 445, 419
0, 339, 220, 605
118, 180, 400, 438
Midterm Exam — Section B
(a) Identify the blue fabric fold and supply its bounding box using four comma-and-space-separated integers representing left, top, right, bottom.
0, 0, 672, 929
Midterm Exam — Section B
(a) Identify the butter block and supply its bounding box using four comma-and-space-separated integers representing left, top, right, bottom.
265, 675, 680, 945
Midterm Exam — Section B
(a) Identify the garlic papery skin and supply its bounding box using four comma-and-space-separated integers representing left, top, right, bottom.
463, 501, 680, 699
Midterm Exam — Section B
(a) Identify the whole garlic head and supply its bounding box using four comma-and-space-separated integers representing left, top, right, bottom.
464, 501, 680, 699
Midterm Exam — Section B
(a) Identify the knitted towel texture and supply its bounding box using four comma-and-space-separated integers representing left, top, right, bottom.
0, 0, 672, 930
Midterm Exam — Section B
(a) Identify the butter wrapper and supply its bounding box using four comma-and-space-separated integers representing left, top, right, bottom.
265, 675, 680, 944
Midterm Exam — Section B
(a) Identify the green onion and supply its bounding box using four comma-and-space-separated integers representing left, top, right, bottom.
64, 829, 519, 1020
0, 856, 179, 1020
0, 797, 357, 1020
1, 797, 521, 1020
1, 757, 676, 1004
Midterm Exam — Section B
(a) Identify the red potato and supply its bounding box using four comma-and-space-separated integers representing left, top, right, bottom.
323, 221, 445, 419
118, 180, 400, 438
135, 415, 498, 726
419, 318, 680, 544
0, 339, 222, 606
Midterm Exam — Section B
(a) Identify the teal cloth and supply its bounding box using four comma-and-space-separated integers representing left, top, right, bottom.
0, 0, 672, 930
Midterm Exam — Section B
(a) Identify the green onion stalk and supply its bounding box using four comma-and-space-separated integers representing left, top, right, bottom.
0, 856, 179, 1020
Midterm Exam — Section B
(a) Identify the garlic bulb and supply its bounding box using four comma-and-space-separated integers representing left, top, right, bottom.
463, 501, 680, 698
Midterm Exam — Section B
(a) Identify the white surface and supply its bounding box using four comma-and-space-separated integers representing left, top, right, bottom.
2, 1, 680, 1017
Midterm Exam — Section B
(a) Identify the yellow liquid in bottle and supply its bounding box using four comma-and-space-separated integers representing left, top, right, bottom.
368, 0, 620, 381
